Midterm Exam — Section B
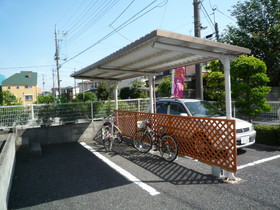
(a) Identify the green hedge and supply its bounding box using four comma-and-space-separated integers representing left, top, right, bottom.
254, 124, 280, 146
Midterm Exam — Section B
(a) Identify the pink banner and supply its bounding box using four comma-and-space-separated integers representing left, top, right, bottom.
172, 67, 185, 98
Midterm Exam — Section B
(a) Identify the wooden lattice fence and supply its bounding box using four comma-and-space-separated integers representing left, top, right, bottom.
115, 110, 237, 172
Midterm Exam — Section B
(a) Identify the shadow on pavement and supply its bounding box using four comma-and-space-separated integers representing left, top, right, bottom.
94, 137, 225, 186
8, 142, 131, 209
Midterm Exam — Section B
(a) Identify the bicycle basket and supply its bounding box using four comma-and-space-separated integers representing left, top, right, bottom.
137, 121, 145, 129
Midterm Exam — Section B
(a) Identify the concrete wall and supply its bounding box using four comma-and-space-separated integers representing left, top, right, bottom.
16, 121, 103, 146
0, 133, 16, 210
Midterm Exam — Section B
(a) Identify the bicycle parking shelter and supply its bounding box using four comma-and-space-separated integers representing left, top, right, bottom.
71, 29, 251, 178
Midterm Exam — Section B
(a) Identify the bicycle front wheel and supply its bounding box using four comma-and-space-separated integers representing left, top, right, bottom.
132, 130, 152, 153
160, 135, 178, 162
102, 126, 112, 152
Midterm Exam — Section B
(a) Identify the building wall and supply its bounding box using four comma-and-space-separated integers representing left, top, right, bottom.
2, 85, 42, 104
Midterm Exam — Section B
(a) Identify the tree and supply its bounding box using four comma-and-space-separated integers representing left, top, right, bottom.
0, 90, 22, 106
157, 76, 172, 97
204, 60, 225, 110
119, 87, 130, 99
74, 91, 97, 102
205, 56, 271, 121
130, 80, 148, 99
222, 0, 280, 86
119, 79, 148, 99
231, 55, 271, 121
157, 76, 187, 97
37, 94, 56, 104
96, 82, 110, 100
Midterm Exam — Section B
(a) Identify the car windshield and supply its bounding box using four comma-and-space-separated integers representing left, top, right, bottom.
184, 101, 224, 117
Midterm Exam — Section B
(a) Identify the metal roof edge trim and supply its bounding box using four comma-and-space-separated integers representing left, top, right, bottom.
71, 30, 159, 77
71, 29, 251, 78
155, 29, 251, 55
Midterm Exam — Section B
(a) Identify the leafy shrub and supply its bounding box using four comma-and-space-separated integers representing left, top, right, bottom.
254, 124, 280, 146
37, 94, 56, 104
36, 105, 55, 126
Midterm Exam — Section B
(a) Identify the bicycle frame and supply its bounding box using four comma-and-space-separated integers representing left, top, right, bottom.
102, 114, 123, 152
143, 123, 165, 147
133, 119, 178, 162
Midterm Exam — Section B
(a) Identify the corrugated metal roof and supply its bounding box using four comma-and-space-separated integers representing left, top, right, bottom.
71, 29, 250, 81
2, 71, 37, 85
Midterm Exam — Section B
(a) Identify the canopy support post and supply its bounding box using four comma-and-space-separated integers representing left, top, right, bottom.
219, 56, 238, 180
220, 56, 234, 119
148, 75, 155, 113
114, 81, 118, 110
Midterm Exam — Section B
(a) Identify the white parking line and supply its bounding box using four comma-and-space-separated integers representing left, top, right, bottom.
80, 142, 160, 196
238, 154, 280, 170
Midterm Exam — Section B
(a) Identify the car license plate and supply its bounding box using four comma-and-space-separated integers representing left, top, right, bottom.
241, 136, 250, 144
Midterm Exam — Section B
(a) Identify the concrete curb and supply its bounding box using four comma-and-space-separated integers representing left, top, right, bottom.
0, 133, 16, 210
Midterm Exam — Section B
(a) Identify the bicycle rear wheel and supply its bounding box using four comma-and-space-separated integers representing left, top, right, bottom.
114, 125, 123, 143
102, 125, 112, 152
160, 135, 178, 162
132, 130, 152, 153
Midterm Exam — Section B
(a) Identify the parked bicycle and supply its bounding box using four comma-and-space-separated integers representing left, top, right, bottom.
101, 114, 123, 152
132, 119, 178, 162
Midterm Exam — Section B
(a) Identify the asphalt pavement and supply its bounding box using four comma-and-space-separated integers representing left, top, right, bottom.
8, 139, 280, 210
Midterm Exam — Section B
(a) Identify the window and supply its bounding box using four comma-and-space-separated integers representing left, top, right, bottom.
170, 102, 187, 115
8, 86, 11, 89
156, 102, 168, 114
16, 86, 19, 89
24, 95, 33, 101
25, 85, 32, 89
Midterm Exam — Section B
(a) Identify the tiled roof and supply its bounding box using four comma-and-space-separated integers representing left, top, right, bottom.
2, 71, 37, 85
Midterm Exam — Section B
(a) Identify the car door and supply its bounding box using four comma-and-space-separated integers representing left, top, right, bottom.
156, 101, 169, 114
169, 102, 188, 115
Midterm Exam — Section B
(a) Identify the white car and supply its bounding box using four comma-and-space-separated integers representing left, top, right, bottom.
155, 98, 256, 148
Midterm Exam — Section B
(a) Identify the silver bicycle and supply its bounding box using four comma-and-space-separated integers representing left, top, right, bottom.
101, 114, 123, 152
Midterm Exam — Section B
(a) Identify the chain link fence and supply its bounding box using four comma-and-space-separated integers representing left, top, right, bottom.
0, 98, 150, 129
233, 101, 280, 125
0, 99, 279, 129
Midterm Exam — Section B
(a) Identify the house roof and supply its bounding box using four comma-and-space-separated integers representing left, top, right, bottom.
71, 29, 251, 81
2, 71, 37, 86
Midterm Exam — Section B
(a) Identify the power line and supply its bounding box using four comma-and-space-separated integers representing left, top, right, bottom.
65, 0, 120, 46
201, 2, 215, 29
109, 0, 135, 26
61, 0, 96, 32
57, 0, 86, 28
216, 9, 236, 22
62, 0, 168, 66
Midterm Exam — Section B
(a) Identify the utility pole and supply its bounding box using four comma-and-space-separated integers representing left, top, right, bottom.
52, 68, 56, 95
54, 25, 61, 99
193, 0, 203, 99
212, 6, 219, 42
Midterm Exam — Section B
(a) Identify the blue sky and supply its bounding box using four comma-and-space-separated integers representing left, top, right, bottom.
0, 0, 241, 92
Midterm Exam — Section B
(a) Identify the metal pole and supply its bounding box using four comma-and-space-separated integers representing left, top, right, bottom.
148, 75, 154, 113
114, 82, 118, 110
221, 57, 232, 119
193, 0, 203, 99
54, 25, 61, 99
